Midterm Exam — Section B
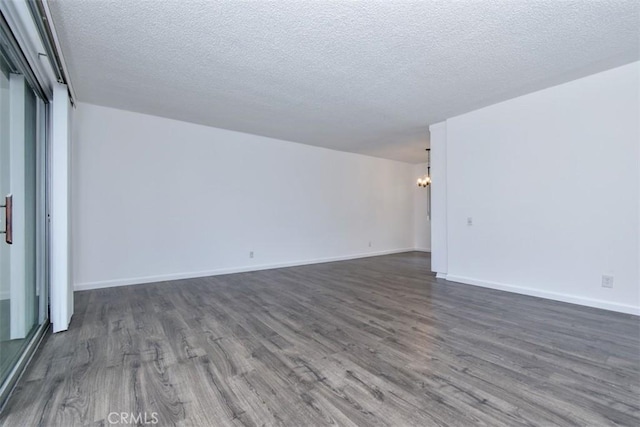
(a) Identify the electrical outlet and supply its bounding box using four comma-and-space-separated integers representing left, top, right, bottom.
249, 251, 254, 259
601, 275, 614, 288
467, 217, 473, 226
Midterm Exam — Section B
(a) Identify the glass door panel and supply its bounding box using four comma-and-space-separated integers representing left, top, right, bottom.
0, 46, 45, 387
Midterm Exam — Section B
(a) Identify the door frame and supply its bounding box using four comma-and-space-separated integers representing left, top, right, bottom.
0, 10, 50, 410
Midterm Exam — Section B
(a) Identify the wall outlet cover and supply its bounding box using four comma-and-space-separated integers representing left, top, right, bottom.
601, 275, 614, 288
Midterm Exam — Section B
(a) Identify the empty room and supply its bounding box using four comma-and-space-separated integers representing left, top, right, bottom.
0, 0, 638, 426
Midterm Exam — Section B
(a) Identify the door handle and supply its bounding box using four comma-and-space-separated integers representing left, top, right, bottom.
1, 195, 12, 244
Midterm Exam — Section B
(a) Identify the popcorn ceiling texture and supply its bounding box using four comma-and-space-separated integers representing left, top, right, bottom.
48, 0, 639, 163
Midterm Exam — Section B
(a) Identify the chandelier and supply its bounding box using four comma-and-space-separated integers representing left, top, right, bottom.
417, 175, 431, 187
416, 148, 431, 219
416, 148, 431, 187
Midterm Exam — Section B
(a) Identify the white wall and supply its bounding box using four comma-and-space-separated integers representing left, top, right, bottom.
72, 103, 416, 290
50, 83, 73, 332
442, 62, 639, 315
430, 122, 447, 276
413, 162, 431, 251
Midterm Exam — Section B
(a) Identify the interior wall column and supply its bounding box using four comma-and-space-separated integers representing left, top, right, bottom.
50, 83, 72, 333
429, 121, 448, 278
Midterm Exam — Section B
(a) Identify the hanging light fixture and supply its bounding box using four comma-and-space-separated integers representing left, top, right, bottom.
416, 148, 431, 220
416, 148, 431, 187
416, 175, 431, 187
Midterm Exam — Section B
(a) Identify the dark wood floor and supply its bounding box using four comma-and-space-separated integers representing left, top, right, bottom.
0, 299, 27, 383
1, 252, 638, 426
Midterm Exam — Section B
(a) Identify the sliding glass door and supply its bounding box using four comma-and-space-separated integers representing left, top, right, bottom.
0, 35, 48, 393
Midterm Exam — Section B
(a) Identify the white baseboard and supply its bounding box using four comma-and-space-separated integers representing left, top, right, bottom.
413, 247, 431, 253
74, 248, 415, 291
435, 273, 447, 279
445, 274, 640, 316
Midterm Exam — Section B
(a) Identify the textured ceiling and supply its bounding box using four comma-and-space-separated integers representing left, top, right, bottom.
48, 0, 639, 163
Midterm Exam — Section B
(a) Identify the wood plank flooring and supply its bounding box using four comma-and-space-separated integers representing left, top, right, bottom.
1, 252, 638, 426
0, 299, 29, 383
